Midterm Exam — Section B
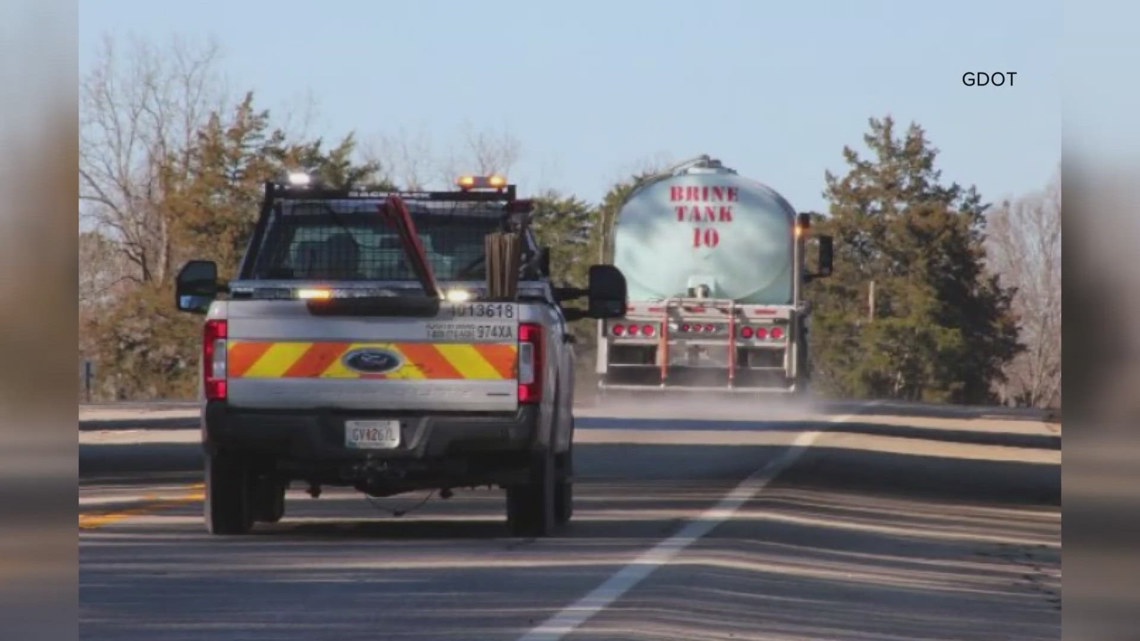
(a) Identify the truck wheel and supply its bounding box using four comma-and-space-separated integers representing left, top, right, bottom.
204, 452, 254, 535
252, 477, 286, 524
793, 330, 811, 396
554, 449, 573, 525
506, 449, 556, 537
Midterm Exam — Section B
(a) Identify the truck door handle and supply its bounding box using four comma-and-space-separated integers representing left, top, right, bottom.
563, 333, 577, 345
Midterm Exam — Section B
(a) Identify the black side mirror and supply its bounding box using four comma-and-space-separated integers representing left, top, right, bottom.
586, 264, 627, 319
817, 235, 834, 277
176, 260, 220, 314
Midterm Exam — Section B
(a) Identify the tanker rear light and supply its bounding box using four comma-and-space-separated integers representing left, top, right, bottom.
610, 323, 658, 338
736, 325, 787, 341
672, 323, 724, 334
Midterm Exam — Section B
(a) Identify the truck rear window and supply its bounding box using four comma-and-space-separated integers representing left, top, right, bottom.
246, 200, 503, 282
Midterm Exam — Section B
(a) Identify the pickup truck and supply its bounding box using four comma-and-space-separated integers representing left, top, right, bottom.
173, 174, 627, 537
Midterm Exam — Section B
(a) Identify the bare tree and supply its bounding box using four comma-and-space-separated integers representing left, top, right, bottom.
988, 169, 1062, 407
362, 125, 436, 190
364, 122, 523, 190
79, 33, 227, 287
607, 151, 676, 185
439, 121, 522, 185
275, 88, 322, 147
78, 230, 131, 309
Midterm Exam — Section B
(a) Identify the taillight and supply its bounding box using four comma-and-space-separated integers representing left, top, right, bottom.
681, 324, 691, 332
740, 326, 754, 339
628, 325, 640, 336
704, 324, 716, 333
518, 323, 542, 404
771, 327, 785, 340
612, 323, 625, 336
755, 327, 769, 340
642, 324, 656, 337
203, 319, 228, 401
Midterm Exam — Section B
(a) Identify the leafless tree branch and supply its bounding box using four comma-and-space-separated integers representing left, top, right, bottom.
987, 168, 1062, 407
438, 121, 521, 186
79, 32, 226, 288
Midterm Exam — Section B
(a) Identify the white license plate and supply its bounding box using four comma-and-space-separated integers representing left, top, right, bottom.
345, 420, 401, 450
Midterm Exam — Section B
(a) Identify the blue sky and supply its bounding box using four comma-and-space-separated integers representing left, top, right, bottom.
80, 0, 1060, 214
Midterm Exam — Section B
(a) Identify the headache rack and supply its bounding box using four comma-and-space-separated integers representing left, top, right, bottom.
235, 180, 538, 308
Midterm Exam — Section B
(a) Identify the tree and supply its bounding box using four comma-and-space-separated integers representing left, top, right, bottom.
530, 191, 598, 352
445, 121, 521, 181
84, 87, 380, 400
78, 229, 131, 309
987, 170, 1062, 407
362, 125, 433, 190
808, 116, 1023, 403
165, 92, 384, 275
79, 33, 227, 287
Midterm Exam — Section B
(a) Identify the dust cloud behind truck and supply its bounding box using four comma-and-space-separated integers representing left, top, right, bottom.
595, 155, 833, 394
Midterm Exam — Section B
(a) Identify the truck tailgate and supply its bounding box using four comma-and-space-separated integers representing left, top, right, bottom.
223, 300, 519, 412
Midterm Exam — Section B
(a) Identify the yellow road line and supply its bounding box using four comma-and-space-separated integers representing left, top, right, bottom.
79, 483, 205, 530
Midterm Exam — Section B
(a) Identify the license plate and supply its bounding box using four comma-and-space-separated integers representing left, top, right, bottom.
345, 420, 401, 450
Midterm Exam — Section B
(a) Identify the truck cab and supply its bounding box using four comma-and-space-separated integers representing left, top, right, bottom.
174, 174, 626, 537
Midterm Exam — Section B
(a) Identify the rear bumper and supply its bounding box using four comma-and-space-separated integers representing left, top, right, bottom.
600, 365, 795, 391
202, 401, 541, 462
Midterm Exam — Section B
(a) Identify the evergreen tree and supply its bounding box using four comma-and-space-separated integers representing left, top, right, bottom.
163, 92, 384, 277
529, 190, 605, 374
87, 92, 380, 399
808, 116, 1022, 403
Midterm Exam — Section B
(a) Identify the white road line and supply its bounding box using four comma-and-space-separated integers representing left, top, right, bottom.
516, 403, 881, 641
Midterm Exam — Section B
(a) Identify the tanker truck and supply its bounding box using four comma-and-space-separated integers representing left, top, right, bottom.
595, 155, 833, 394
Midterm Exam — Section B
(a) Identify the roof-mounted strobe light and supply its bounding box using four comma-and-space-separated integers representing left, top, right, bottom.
288, 172, 313, 187
456, 175, 508, 190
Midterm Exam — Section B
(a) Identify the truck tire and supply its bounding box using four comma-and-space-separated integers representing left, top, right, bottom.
205, 451, 254, 535
554, 448, 573, 525
506, 449, 556, 537
793, 325, 811, 396
252, 477, 286, 524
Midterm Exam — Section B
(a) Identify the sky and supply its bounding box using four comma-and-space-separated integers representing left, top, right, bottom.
79, 0, 1062, 215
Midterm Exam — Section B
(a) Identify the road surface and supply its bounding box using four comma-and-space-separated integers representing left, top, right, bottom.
79, 399, 1061, 640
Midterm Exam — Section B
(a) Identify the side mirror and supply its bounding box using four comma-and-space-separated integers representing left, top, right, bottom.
817, 235, 833, 277
586, 264, 627, 319
176, 260, 220, 314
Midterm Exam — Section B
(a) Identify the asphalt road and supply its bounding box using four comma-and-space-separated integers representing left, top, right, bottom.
78, 400, 1061, 640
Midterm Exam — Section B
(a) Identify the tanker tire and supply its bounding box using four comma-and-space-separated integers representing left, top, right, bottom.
506, 448, 556, 537
205, 451, 254, 535
794, 326, 812, 396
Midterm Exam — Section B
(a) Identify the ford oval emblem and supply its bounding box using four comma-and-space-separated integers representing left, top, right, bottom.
342, 348, 403, 374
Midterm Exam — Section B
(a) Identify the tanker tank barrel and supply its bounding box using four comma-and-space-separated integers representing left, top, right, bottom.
596, 158, 831, 398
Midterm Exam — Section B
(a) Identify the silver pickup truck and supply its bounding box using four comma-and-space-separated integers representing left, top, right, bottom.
173, 175, 626, 537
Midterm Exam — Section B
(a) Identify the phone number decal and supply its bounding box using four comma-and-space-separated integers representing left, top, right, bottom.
426, 323, 516, 341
